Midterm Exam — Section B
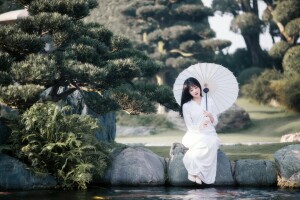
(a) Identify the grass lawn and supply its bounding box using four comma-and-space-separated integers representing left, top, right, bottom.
116, 97, 300, 160
146, 142, 300, 160
116, 98, 300, 145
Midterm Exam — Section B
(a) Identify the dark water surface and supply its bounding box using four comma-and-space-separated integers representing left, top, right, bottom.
1, 186, 300, 200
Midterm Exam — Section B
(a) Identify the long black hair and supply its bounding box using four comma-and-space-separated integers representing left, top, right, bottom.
179, 77, 202, 117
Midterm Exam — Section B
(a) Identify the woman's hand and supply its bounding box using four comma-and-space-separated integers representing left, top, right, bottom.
203, 110, 214, 124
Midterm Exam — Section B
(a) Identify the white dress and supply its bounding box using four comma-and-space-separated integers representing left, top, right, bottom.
182, 98, 220, 184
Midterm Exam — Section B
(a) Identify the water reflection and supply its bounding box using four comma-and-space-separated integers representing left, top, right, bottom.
1, 186, 300, 200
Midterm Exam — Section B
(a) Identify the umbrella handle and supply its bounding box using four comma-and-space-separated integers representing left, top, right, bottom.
203, 88, 209, 111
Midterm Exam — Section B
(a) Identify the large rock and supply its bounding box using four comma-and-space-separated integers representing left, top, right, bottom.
168, 143, 235, 186
0, 103, 19, 120
274, 144, 300, 187
0, 120, 10, 145
99, 147, 166, 185
216, 104, 251, 132
280, 133, 300, 142
167, 143, 193, 186
0, 103, 18, 144
215, 151, 235, 185
234, 159, 277, 186
0, 154, 57, 189
42, 88, 116, 142
167, 104, 251, 133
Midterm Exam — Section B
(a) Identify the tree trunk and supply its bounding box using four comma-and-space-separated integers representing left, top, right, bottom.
242, 33, 265, 66
155, 71, 167, 114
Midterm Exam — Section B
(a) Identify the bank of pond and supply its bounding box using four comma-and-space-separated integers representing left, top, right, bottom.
0, 143, 299, 192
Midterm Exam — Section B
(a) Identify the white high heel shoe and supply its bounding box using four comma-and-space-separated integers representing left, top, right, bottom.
195, 177, 202, 184
188, 174, 196, 182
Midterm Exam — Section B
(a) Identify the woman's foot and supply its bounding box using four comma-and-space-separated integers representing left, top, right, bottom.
188, 174, 196, 182
195, 177, 202, 184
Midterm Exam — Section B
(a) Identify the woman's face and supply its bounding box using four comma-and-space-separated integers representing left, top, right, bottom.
189, 85, 201, 98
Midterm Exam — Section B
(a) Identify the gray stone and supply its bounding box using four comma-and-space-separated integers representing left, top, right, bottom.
274, 144, 300, 187
0, 103, 18, 144
101, 147, 166, 185
274, 144, 300, 180
168, 143, 193, 186
168, 143, 235, 186
0, 103, 19, 120
0, 120, 11, 145
280, 133, 300, 142
0, 154, 57, 189
166, 104, 251, 133
215, 151, 235, 185
216, 104, 251, 132
234, 159, 277, 186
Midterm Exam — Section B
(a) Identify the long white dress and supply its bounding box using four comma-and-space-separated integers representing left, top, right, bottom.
182, 98, 220, 184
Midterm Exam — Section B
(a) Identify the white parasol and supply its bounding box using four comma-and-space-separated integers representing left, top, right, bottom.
0, 9, 28, 25
173, 63, 239, 114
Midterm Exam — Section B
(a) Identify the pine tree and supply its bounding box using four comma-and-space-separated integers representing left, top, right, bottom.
212, 0, 271, 68
262, 0, 300, 71
86, 0, 231, 86
0, 0, 178, 189
0, 0, 178, 115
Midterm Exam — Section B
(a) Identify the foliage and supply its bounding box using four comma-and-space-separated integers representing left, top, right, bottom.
285, 18, 300, 37
282, 45, 300, 76
85, 0, 231, 86
0, 0, 22, 13
272, 0, 300, 25
0, 84, 45, 109
0, 0, 180, 190
269, 41, 290, 61
212, 0, 268, 67
0, 0, 177, 114
237, 67, 264, 85
262, 0, 300, 71
241, 69, 283, 104
9, 102, 108, 190
231, 13, 263, 35
282, 76, 300, 112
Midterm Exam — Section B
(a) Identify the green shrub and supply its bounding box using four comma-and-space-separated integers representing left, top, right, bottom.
283, 45, 300, 76
241, 69, 283, 104
237, 67, 264, 85
116, 111, 174, 130
10, 102, 109, 190
269, 41, 290, 60
282, 76, 300, 112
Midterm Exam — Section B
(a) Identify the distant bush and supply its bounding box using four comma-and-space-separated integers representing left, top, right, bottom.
237, 67, 264, 85
282, 76, 300, 112
116, 111, 174, 130
241, 69, 283, 104
283, 45, 300, 76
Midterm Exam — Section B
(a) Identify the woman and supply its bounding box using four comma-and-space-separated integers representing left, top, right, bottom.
180, 77, 220, 184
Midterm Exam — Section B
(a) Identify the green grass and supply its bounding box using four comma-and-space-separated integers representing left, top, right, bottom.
116, 111, 174, 131
116, 97, 300, 161
116, 98, 300, 145
146, 142, 300, 160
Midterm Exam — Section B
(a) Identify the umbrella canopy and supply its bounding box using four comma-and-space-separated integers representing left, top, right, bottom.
173, 63, 239, 114
0, 9, 28, 25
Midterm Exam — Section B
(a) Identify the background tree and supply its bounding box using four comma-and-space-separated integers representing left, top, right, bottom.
0, 0, 22, 13
262, 0, 300, 71
242, 0, 300, 112
86, 0, 231, 87
0, 0, 177, 189
212, 0, 271, 68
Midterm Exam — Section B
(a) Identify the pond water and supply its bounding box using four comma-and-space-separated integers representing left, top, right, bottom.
1, 186, 300, 200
